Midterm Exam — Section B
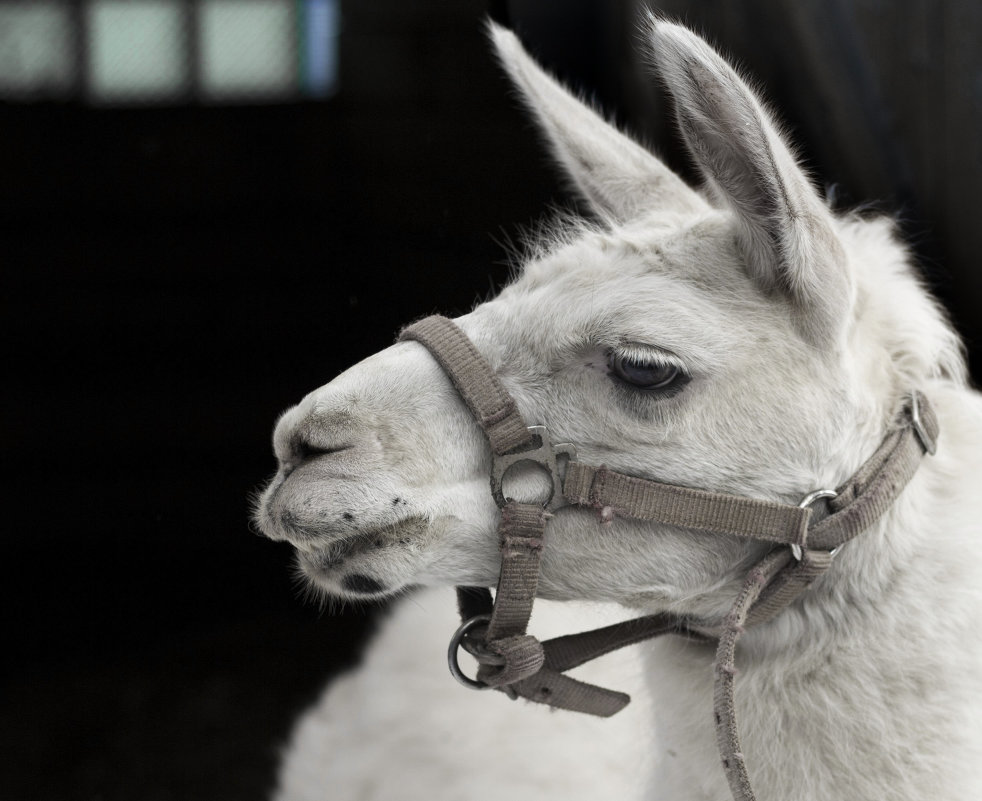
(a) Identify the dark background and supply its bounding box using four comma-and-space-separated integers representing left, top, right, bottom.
3, 1, 979, 799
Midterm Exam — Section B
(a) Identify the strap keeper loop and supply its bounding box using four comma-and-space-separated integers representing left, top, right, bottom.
477, 634, 546, 687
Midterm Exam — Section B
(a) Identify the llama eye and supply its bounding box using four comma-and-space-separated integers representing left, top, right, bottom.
609, 352, 685, 390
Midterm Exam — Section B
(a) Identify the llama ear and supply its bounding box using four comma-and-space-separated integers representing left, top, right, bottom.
489, 22, 707, 223
648, 21, 851, 346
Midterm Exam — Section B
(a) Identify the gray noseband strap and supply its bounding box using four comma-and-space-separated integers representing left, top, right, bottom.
400, 315, 939, 801
397, 314, 532, 456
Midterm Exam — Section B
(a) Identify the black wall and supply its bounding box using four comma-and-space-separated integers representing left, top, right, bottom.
3, 2, 978, 799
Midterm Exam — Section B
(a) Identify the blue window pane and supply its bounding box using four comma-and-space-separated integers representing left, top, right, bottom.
300, 0, 339, 98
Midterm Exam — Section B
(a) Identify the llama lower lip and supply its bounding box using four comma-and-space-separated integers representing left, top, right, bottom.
298, 515, 429, 573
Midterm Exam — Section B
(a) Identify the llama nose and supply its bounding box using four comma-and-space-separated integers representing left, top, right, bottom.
272, 399, 362, 476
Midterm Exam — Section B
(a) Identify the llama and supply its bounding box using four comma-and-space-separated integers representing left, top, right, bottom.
255, 19, 982, 801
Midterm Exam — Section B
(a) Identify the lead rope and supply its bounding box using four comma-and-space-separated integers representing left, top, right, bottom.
713, 548, 795, 801
400, 315, 939, 801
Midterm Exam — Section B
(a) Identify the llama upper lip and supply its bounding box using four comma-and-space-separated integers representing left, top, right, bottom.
297, 515, 429, 570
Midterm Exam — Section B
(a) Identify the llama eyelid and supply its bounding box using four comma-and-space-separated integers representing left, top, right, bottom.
609, 344, 688, 374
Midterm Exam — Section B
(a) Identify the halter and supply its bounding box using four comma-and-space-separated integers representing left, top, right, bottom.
399, 315, 938, 801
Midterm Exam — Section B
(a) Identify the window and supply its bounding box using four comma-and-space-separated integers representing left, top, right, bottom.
0, 0, 340, 104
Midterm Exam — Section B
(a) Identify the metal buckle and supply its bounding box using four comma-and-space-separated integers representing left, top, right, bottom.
490, 425, 577, 511
447, 614, 492, 690
909, 392, 937, 456
793, 489, 839, 560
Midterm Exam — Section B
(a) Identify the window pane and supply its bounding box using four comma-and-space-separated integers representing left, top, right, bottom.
0, 2, 74, 99
300, 0, 339, 98
200, 0, 295, 100
87, 0, 188, 102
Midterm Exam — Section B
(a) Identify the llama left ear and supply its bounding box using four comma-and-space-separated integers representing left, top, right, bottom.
649, 21, 852, 346
489, 22, 708, 223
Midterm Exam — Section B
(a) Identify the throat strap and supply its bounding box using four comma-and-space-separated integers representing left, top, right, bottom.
459, 580, 710, 716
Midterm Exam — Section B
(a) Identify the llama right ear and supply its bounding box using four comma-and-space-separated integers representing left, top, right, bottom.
489, 22, 707, 222
648, 21, 852, 346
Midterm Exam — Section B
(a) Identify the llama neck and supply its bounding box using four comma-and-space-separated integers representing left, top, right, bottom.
641, 393, 982, 801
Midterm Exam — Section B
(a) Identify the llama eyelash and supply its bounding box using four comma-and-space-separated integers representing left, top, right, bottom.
609, 343, 687, 373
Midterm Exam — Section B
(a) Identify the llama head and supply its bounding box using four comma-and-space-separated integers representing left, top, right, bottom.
254, 20, 953, 618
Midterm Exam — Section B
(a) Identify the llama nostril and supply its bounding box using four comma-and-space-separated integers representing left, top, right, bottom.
293, 437, 353, 463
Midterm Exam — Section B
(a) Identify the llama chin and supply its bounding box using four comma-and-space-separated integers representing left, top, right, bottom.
293, 515, 433, 598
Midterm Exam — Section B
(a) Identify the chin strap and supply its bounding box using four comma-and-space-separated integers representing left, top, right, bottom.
400, 315, 939, 801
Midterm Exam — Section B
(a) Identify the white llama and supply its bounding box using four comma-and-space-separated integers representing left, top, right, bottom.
255, 19, 982, 801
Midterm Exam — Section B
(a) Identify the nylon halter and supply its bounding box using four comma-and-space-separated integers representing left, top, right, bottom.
399, 314, 939, 801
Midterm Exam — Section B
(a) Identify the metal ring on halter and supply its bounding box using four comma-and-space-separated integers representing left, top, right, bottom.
490, 425, 577, 511
792, 489, 839, 560
447, 614, 493, 690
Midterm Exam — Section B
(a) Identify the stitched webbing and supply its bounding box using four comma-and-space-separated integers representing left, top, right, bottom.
563, 462, 812, 545
476, 502, 549, 687
399, 316, 532, 455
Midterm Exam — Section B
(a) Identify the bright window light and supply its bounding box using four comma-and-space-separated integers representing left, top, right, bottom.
0, 2, 74, 99
87, 0, 188, 102
200, 0, 294, 100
